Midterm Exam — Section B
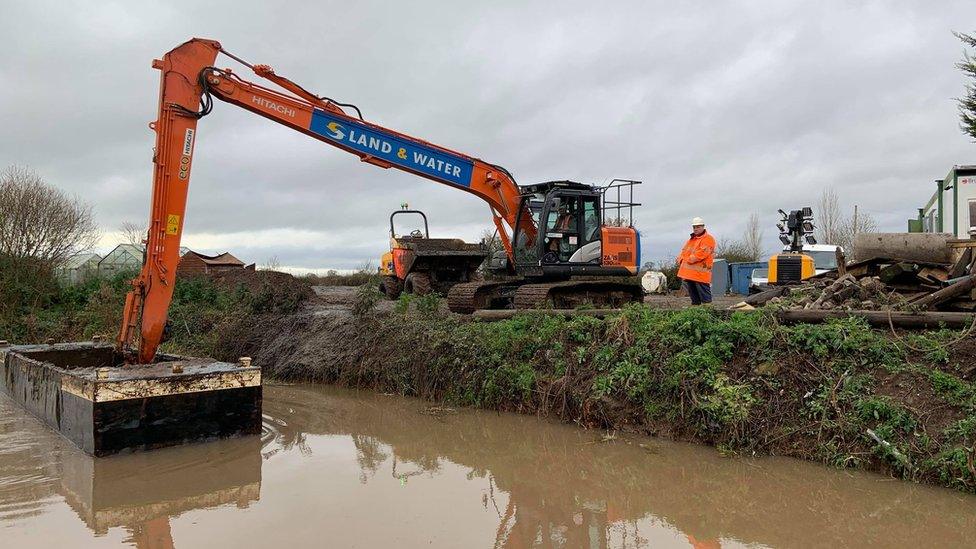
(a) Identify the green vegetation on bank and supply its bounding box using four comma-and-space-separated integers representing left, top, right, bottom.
0, 260, 311, 357
243, 298, 976, 493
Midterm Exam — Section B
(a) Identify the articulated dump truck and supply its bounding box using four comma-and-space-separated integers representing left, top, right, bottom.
378, 208, 487, 298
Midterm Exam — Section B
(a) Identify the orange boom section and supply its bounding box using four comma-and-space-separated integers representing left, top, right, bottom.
119, 38, 533, 363
118, 39, 221, 364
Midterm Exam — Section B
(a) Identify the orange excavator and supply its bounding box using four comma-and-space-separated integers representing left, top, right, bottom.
119, 38, 644, 363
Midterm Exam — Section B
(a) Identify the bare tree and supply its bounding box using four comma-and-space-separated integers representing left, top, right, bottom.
356, 259, 376, 274
955, 31, 976, 140
816, 188, 845, 245
0, 165, 99, 266
119, 221, 145, 246
838, 205, 878, 259
714, 215, 764, 263
715, 236, 757, 263
262, 255, 282, 272
479, 227, 503, 270
744, 212, 764, 261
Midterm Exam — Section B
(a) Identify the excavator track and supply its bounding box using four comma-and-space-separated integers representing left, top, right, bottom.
514, 279, 644, 310
450, 278, 644, 313
447, 281, 511, 314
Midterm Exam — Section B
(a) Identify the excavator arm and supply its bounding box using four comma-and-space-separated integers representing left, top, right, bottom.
119, 38, 529, 363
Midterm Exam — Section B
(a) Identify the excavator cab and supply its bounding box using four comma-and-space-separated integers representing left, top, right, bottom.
509, 180, 640, 277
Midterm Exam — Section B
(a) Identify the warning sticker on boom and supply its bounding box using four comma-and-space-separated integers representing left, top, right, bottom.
166, 214, 180, 235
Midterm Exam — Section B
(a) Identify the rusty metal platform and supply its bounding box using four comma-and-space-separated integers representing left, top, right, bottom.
0, 341, 262, 456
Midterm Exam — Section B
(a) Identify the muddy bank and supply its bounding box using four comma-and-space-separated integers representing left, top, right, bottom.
218, 293, 976, 493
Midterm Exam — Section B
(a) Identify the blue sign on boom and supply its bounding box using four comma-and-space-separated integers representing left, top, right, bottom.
308, 111, 474, 188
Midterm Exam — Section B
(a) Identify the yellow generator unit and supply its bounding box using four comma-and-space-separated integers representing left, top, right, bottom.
769, 207, 818, 285
768, 252, 815, 284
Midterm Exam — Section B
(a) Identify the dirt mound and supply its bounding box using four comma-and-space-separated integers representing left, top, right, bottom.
212, 312, 366, 374
212, 269, 314, 314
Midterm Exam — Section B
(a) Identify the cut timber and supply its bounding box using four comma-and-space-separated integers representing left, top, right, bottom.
917, 266, 949, 284
879, 262, 917, 284
776, 309, 975, 328
948, 248, 972, 279
853, 233, 952, 264
835, 248, 847, 276
913, 274, 976, 310
744, 286, 790, 306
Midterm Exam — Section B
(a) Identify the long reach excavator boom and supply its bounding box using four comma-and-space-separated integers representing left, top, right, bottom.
120, 38, 642, 363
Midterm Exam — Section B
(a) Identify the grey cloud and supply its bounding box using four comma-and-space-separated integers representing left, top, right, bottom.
2, 0, 974, 270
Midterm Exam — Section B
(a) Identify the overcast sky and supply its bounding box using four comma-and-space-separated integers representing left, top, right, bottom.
2, 1, 974, 271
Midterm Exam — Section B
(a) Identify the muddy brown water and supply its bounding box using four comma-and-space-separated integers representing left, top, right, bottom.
2, 385, 974, 548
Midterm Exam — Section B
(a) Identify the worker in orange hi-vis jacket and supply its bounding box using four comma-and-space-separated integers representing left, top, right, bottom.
677, 217, 717, 305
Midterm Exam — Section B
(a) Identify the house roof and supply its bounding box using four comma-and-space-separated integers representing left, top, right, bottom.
183, 251, 244, 266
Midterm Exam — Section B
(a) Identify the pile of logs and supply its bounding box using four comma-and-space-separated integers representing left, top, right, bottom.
770, 274, 902, 311
739, 241, 976, 327
751, 254, 975, 312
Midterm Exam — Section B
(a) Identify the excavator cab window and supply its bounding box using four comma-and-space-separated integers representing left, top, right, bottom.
581, 197, 601, 245
514, 189, 606, 267
544, 197, 581, 263
516, 190, 601, 266
513, 197, 543, 266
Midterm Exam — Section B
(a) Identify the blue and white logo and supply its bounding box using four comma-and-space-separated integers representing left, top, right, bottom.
310, 111, 474, 188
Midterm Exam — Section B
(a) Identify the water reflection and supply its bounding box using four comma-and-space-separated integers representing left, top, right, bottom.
0, 395, 262, 548
65, 437, 262, 547
3, 384, 976, 548
265, 384, 976, 548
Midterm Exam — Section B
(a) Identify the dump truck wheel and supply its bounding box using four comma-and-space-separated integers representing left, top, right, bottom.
404, 272, 433, 296
380, 276, 403, 299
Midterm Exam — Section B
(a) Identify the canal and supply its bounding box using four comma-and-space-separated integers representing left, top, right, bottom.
2, 384, 974, 548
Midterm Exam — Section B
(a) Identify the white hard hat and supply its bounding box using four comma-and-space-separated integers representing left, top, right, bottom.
691, 217, 705, 226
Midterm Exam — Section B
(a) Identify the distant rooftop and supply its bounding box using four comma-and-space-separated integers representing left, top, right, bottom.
183, 251, 244, 266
